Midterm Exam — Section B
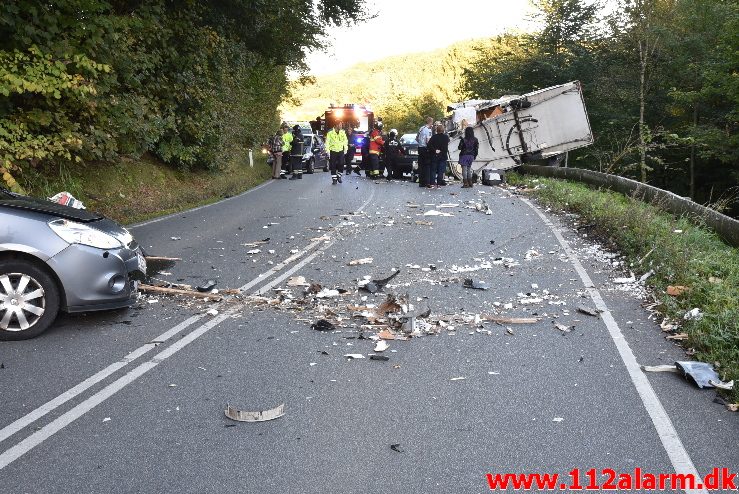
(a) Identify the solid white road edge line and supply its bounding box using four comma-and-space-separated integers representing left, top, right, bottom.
0, 188, 376, 470
520, 197, 707, 494
128, 180, 273, 229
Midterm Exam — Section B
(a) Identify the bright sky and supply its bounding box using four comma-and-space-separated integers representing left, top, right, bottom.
306, 0, 536, 75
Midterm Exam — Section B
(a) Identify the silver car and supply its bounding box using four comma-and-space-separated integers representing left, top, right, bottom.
0, 188, 146, 340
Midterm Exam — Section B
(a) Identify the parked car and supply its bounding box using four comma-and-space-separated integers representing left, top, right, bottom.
395, 133, 419, 179
0, 188, 146, 340
301, 133, 329, 173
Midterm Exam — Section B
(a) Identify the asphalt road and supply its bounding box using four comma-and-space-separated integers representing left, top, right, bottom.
0, 171, 736, 493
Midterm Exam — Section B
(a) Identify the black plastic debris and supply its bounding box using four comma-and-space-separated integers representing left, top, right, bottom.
463, 279, 489, 290
370, 355, 390, 361
390, 444, 403, 453
362, 282, 380, 294
360, 270, 401, 293
576, 305, 599, 316
311, 319, 335, 332
196, 280, 217, 292
145, 256, 179, 274
675, 361, 723, 389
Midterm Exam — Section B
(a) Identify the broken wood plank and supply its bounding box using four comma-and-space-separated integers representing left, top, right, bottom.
482, 315, 539, 324
138, 283, 222, 300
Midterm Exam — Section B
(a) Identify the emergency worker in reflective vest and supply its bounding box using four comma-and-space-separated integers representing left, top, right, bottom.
326, 121, 348, 184
368, 120, 384, 178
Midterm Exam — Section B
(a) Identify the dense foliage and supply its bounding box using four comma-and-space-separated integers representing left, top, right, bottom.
289, 0, 737, 215
0, 0, 367, 193
284, 40, 483, 132
462, 0, 738, 214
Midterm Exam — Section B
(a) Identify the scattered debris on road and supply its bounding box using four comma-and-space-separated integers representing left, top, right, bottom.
311, 319, 335, 332
348, 257, 373, 266
576, 305, 599, 317
463, 279, 489, 290
358, 270, 400, 294
423, 210, 453, 217
196, 280, 218, 292
225, 403, 285, 422
554, 322, 572, 333
145, 256, 180, 274
287, 276, 309, 287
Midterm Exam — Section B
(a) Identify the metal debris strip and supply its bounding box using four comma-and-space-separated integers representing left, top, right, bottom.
641, 362, 734, 390
225, 403, 285, 422
242, 238, 270, 248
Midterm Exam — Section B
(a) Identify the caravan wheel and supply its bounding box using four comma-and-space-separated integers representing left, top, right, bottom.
449, 161, 462, 180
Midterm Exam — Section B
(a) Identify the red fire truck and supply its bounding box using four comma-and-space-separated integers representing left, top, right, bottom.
315, 104, 375, 164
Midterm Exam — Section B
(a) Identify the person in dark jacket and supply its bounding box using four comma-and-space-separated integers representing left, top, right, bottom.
289, 125, 304, 180
416, 117, 433, 187
457, 126, 479, 188
383, 129, 402, 181
426, 124, 450, 188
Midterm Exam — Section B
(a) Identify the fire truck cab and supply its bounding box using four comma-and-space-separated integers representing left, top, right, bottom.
317, 104, 374, 164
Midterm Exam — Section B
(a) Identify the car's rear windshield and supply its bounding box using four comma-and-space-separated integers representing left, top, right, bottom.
400, 135, 417, 145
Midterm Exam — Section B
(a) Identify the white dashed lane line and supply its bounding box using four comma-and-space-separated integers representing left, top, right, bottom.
0, 188, 376, 471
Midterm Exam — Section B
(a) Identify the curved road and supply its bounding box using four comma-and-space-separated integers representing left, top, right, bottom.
0, 172, 736, 493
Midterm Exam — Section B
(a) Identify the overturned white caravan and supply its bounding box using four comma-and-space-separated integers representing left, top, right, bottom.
445, 81, 593, 182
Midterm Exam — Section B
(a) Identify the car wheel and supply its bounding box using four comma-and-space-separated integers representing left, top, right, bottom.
0, 260, 61, 340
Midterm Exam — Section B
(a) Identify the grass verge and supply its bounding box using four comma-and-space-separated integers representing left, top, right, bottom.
22, 153, 272, 225
508, 173, 739, 403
